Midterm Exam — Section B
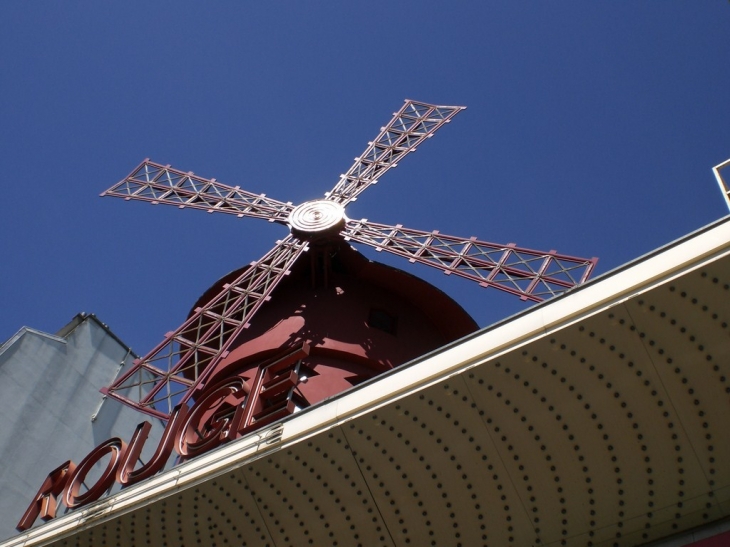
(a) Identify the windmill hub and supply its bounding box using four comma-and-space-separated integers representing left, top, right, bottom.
287, 199, 346, 238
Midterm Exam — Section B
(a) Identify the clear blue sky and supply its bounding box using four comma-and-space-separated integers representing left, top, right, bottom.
1, 2, 729, 355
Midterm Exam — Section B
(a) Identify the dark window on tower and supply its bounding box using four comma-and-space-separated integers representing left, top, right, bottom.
367, 308, 397, 335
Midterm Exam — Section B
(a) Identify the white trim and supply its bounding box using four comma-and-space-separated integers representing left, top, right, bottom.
0, 328, 67, 358
713, 157, 730, 211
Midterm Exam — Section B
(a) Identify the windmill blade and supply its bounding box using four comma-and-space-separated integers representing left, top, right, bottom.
326, 100, 465, 206
102, 159, 294, 223
343, 219, 597, 302
101, 236, 308, 419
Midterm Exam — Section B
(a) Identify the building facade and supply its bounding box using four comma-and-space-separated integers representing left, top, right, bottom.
2, 216, 730, 547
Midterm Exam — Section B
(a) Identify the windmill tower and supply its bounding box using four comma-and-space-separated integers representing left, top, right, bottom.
100, 100, 597, 435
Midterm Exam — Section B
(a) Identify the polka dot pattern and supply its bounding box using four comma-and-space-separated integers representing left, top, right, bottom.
46, 263, 730, 547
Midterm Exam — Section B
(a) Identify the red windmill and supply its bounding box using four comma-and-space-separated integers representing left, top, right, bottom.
100, 100, 597, 431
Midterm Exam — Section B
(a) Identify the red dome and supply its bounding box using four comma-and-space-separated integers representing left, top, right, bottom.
186, 241, 477, 416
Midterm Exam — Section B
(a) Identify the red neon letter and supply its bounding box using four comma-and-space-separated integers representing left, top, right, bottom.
175, 378, 248, 459
63, 438, 126, 509
16, 460, 76, 531
116, 404, 188, 487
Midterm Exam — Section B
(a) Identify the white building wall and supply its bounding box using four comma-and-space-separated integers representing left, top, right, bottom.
0, 314, 164, 541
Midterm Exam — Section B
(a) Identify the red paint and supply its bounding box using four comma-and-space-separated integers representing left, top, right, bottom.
16, 461, 76, 531
63, 438, 126, 509
175, 377, 248, 458
192, 243, 477, 402
116, 404, 189, 487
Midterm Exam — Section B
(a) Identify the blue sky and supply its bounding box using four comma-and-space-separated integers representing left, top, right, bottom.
1, 2, 729, 355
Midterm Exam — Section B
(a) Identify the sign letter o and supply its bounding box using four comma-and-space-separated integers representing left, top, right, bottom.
64, 438, 126, 509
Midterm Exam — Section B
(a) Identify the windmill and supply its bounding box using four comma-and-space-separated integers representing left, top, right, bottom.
100, 100, 597, 427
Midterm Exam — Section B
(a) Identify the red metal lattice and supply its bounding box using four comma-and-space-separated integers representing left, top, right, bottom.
100, 236, 307, 418
343, 220, 596, 302
102, 160, 294, 223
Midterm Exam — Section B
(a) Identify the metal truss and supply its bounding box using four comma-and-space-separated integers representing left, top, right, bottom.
101, 160, 294, 223
101, 236, 307, 418
343, 220, 596, 301
326, 101, 464, 206
102, 99, 597, 419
